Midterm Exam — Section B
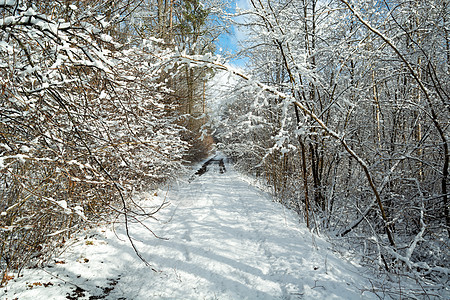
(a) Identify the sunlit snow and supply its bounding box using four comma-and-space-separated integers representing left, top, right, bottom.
3, 157, 376, 299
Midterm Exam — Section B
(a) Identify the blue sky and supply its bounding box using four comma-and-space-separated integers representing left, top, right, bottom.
214, 0, 249, 67
216, 28, 248, 66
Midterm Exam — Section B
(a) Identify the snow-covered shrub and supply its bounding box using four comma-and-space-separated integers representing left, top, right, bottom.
0, 1, 187, 283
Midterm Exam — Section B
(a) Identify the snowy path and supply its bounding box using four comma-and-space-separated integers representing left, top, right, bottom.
2, 158, 376, 299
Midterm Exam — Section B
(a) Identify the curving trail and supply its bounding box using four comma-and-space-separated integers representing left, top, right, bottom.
2, 156, 376, 299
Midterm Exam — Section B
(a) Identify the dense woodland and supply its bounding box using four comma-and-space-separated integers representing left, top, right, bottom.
0, 0, 449, 298
216, 0, 449, 296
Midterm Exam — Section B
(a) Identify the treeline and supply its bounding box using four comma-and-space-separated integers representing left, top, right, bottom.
216, 0, 449, 297
0, 0, 223, 283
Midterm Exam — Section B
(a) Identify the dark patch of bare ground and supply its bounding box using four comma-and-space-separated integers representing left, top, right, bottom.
66, 276, 125, 300
189, 157, 226, 182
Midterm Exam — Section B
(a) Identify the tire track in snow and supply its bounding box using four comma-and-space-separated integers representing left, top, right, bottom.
163, 162, 288, 298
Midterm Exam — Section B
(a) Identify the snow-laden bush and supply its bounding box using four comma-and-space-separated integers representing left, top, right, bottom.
0, 1, 187, 283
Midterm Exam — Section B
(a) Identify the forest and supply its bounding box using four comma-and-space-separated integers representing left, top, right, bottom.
0, 0, 449, 298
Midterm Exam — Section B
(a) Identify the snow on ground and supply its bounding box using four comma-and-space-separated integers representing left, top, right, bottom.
2, 156, 378, 299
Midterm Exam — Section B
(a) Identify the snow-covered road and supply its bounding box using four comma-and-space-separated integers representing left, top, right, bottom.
2, 157, 377, 299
